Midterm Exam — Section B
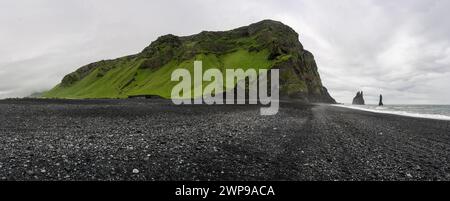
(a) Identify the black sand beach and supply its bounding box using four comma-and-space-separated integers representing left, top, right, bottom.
0, 99, 449, 181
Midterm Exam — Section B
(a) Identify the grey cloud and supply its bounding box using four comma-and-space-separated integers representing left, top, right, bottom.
0, 0, 449, 104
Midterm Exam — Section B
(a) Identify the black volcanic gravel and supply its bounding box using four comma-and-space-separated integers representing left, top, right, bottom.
0, 99, 449, 181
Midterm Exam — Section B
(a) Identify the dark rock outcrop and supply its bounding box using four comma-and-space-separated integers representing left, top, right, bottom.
352, 91, 365, 105
379, 94, 384, 106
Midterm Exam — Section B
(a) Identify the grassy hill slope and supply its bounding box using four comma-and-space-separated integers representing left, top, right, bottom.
44, 20, 335, 103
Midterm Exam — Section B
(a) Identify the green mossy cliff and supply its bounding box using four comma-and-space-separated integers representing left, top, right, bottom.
44, 20, 335, 103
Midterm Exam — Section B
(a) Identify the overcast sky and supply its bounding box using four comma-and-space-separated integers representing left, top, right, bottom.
1, 0, 450, 104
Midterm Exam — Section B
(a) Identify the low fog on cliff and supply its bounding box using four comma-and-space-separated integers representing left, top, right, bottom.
1, 0, 450, 104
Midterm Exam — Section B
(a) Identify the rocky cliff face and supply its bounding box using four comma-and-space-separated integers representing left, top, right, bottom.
44, 20, 335, 103
352, 91, 365, 105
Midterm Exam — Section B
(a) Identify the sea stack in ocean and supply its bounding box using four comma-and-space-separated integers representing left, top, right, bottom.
379, 94, 384, 106
352, 91, 365, 105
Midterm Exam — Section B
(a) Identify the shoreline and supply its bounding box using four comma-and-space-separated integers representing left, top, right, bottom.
332, 104, 450, 121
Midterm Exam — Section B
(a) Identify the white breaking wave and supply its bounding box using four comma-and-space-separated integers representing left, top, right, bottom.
332, 104, 450, 121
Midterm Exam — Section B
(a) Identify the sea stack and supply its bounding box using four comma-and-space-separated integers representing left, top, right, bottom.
352, 91, 365, 105
379, 94, 384, 106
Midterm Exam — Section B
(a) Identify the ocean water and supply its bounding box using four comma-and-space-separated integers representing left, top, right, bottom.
334, 104, 450, 121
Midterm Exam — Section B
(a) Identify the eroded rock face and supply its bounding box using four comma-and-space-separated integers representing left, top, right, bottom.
352, 91, 365, 105
45, 20, 336, 103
